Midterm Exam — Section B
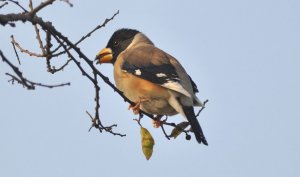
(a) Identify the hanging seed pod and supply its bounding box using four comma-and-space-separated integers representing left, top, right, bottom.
140, 127, 155, 160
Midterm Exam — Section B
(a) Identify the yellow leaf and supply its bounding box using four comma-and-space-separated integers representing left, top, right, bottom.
140, 127, 155, 160
170, 121, 189, 138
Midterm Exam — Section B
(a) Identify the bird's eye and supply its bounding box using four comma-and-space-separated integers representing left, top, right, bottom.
114, 41, 119, 46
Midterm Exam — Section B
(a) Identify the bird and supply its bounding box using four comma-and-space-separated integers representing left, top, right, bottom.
95, 28, 208, 145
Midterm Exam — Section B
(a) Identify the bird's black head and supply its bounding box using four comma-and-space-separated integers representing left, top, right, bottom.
106, 28, 139, 63
95, 28, 140, 65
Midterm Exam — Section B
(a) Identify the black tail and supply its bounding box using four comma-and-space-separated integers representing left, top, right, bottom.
182, 106, 208, 145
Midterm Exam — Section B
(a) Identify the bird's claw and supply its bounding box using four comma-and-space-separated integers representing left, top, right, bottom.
128, 103, 141, 115
128, 97, 149, 115
152, 120, 161, 128
152, 115, 164, 128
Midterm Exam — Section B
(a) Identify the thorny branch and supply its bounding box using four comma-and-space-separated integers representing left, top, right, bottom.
0, 0, 207, 141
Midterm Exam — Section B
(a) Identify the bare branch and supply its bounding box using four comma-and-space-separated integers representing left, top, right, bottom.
0, 3, 130, 138
1, 50, 70, 89
11, 35, 45, 57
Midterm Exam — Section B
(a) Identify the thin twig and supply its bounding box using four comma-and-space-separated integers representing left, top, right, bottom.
60, 0, 73, 7
29, 0, 47, 55
161, 124, 170, 140
11, 35, 45, 57
1, 50, 70, 89
93, 70, 100, 125
195, 99, 209, 117
29, 0, 55, 16
86, 111, 99, 132
1, 50, 34, 89
0, 2, 8, 8
76, 10, 119, 46
50, 59, 72, 73
11, 40, 21, 64
133, 113, 144, 127
6, 73, 70, 88
34, 24, 46, 54
1, 0, 28, 12
51, 10, 119, 57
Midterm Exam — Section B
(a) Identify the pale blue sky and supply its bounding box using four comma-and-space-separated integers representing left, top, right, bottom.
1, 0, 300, 177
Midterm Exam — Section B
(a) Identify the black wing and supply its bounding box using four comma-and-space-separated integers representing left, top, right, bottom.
121, 45, 191, 97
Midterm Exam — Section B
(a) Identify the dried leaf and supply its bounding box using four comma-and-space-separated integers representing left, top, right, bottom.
140, 127, 155, 160
170, 121, 190, 138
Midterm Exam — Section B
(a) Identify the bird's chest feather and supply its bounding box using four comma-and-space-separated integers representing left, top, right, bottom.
114, 67, 169, 101
113, 69, 176, 115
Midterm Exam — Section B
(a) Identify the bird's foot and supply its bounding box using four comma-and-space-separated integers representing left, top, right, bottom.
128, 97, 149, 115
152, 115, 164, 128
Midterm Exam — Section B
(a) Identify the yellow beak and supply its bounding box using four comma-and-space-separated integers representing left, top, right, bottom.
95, 48, 113, 64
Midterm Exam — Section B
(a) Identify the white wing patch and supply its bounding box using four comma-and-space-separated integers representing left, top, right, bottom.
156, 73, 167, 77
162, 81, 191, 98
135, 69, 142, 75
